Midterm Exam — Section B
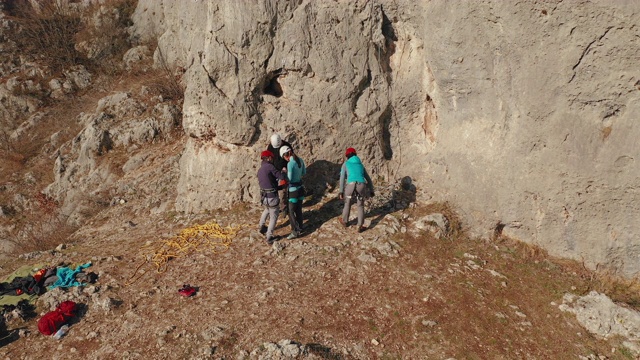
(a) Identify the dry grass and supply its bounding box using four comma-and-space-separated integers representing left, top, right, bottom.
492, 234, 640, 310
4, 0, 137, 81
141, 67, 186, 103
584, 265, 640, 307
494, 234, 550, 262
5, 0, 84, 74
139, 42, 186, 102
1, 180, 637, 358
0, 1, 637, 357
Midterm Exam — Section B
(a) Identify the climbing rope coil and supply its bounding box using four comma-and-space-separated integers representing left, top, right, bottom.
125, 222, 241, 286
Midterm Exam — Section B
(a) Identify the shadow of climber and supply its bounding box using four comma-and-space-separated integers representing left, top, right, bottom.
301, 197, 343, 236
367, 176, 417, 231
66, 302, 89, 326
0, 318, 19, 348
302, 160, 342, 207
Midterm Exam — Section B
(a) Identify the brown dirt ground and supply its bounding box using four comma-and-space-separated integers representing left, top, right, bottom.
0, 195, 635, 359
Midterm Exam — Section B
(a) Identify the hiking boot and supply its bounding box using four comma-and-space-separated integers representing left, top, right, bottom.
338, 217, 347, 228
287, 232, 298, 240
259, 225, 268, 235
357, 226, 366, 233
266, 237, 274, 245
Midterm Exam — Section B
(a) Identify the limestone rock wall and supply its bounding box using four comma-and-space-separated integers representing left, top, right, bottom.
420, 1, 640, 277
131, 0, 640, 276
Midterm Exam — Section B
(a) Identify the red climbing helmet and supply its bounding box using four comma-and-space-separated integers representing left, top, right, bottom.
261, 150, 274, 158
345, 147, 356, 156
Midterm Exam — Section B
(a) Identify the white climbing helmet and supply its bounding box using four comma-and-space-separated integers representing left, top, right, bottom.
279, 145, 291, 158
270, 134, 282, 148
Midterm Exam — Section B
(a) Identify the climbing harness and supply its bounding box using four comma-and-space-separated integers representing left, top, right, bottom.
125, 222, 241, 286
287, 181, 305, 199
260, 188, 280, 208
260, 188, 278, 199
346, 182, 365, 202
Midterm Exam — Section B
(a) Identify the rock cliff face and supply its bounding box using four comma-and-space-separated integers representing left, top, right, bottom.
131, 0, 640, 276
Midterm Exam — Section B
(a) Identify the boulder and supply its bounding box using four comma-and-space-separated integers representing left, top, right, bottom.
560, 291, 640, 356
415, 213, 450, 239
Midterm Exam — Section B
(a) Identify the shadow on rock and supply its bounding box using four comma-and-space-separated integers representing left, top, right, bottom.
0, 314, 20, 348
67, 302, 89, 326
302, 160, 341, 207
367, 176, 417, 231
306, 343, 344, 360
301, 197, 343, 236
1, 299, 37, 322
0, 328, 20, 348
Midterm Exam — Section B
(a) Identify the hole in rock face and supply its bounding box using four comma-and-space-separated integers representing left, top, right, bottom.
381, 11, 398, 46
263, 71, 283, 97
380, 106, 393, 160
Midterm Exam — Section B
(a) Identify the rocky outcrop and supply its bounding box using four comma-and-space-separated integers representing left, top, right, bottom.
44, 91, 181, 224
560, 291, 640, 355
131, 0, 640, 277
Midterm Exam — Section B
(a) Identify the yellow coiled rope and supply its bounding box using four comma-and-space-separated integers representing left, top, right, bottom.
125, 222, 241, 286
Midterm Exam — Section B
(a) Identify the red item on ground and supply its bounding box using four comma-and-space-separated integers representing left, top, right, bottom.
37, 301, 77, 335
178, 285, 196, 297
32, 268, 46, 283
57, 301, 77, 317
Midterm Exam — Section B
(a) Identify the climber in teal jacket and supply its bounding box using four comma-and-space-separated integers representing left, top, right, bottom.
281, 145, 306, 239
338, 147, 375, 233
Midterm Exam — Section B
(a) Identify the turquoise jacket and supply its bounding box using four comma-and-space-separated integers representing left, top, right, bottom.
339, 155, 374, 194
287, 156, 306, 202
49, 263, 92, 289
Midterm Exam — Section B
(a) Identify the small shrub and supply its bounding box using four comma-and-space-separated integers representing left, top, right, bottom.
8, 75, 50, 101
5, 0, 85, 73
141, 43, 185, 102
4, 0, 138, 76
143, 67, 185, 102
618, 345, 635, 359
0, 130, 15, 152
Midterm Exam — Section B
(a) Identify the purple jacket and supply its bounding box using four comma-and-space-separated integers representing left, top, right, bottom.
258, 160, 285, 197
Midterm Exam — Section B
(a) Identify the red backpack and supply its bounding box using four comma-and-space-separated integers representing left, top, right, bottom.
37, 301, 77, 335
